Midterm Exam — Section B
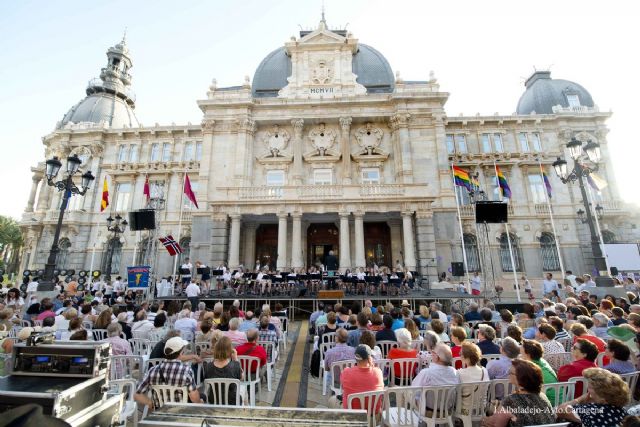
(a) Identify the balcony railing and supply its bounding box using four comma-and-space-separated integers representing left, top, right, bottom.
232, 184, 413, 201
460, 205, 475, 218
551, 105, 599, 114
297, 185, 343, 198
359, 184, 404, 197
534, 203, 551, 215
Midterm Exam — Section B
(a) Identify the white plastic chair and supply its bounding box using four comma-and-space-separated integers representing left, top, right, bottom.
128, 338, 151, 356
195, 358, 215, 386
110, 378, 138, 427
258, 340, 278, 391
374, 358, 391, 385
416, 384, 459, 427
109, 355, 144, 381
541, 381, 574, 408
194, 341, 212, 356
278, 317, 288, 351
347, 389, 386, 427
568, 376, 588, 399
620, 371, 640, 402
237, 355, 261, 406
328, 359, 357, 396
383, 385, 422, 427
82, 320, 93, 330
556, 338, 572, 352
92, 329, 108, 341
144, 358, 164, 373
488, 378, 515, 402
480, 354, 501, 365
455, 380, 491, 427
320, 331, 337, 345
377, 340, 398, 359
389, 358, 419, 387
147, 385, 189, 416
202, 378, 243, 406
596, 352, 606, 368
409, 340, 423, 351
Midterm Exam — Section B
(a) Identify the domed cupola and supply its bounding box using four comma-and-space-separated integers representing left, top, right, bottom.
57, 35, 139, 129
516, 70, 595, 115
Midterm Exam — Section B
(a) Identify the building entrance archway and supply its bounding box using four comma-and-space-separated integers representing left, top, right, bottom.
255, 224, 278, 271
307, 223, 339, 269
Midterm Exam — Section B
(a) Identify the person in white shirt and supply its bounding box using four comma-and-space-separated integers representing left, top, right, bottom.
130, 310, 154, 339
104, 281, 114, 303
522, 275, 532, 296
429, 302, 448, 322
112, 276, 125, 297
174, 309, 197, 340
565, 270, 578, 290
542, 273, 559, 296
26, 278, 39, 294
185, 280, 201, 311
91, 280, 103, 295
582, 274, 597, 288
180, 258, 193, 289
412, 343, 460, 408
471, 272, 482, 296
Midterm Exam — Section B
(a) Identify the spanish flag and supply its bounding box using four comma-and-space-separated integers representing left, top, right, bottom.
100, 177, 109, 212
452, 165, 472, 191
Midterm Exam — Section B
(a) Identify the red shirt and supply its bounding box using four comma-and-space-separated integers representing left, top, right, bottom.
557, 358, 597, 397
451, 345, 462, 369
573, 335, 609, 365
36, 311, 56, 321
341, 365, 384, 409
236, 342, 267, 372
387, 348, 419, 378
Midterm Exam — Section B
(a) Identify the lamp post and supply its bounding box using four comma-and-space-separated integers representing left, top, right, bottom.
42, 155, 95, 288
105, 214, 128, 281
552, 136, 612, 287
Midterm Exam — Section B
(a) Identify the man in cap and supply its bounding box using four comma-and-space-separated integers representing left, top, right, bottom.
135, 336, 203, 410
328, 344, 384, 409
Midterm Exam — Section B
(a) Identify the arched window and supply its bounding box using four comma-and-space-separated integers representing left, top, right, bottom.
178, 237, 191, 266
463, 234, 481, 272
56, 238, 71, 269
102, 238, 122, 275
499, 233, 524, 272
540, 232, 560, 271
602, 230, 616, 244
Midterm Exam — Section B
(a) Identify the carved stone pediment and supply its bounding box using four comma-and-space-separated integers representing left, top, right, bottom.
257, 155, 293, 166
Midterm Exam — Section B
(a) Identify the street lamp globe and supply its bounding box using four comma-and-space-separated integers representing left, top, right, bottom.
577, 209, 586, 223
552, 157, 569, 180
66, 154, 82, 174
583, 140, 601, 163
81, 170, 95, 189
45, 156, 62, 180
566, 137, 583, 160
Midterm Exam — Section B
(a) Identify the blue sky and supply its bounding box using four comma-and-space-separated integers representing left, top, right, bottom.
1, 0, 638, 219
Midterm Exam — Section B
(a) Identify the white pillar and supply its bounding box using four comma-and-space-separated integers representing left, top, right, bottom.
354, 212, 366, 268
291, 213, 303, 270
277, 213, 288, 271
402, 211, 417, 271
228, 214, 241, 268
25, 175, 41, 212
339, 212, 351, 272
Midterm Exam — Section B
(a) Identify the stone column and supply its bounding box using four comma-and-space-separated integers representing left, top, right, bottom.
339, 117, 352, 184
291, 213, 303, 270
291, 119, 304, 185
402, 211, 417, 270
25, 174, 42, 212
415, 210, 437, 279
339, 212, 351, 271
211, 213, 229, 267
390, 113, 413, 184
243, 223, 257, 268
354, 212, 366, 268
235, 118, 256, 186
277, 213, 288, 270
228, 214, 241, 269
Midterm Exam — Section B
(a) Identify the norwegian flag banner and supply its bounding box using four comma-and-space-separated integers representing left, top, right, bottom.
159, 235, 183, 256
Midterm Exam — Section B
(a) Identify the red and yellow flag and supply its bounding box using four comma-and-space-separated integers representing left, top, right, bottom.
100, 177, 109, 212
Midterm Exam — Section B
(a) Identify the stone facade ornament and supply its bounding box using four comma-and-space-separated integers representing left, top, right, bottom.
355, 123, 384, 155
201, 119, 215, 132
308, 123, 337, 156
263, 125, 290, 157
311, 59, 334, 84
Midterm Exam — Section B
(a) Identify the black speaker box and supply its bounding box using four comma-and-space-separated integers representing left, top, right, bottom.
610, 266, 619, 276
475, 202, 508, 223
128, 209, 156, 231
451, 262, 465, 276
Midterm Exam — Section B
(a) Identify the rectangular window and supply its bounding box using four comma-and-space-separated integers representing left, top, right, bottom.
445, 135, 455, 154
314, 169, 332, 185
361, 168, 380, 185
162, 143, 172, 162
195, 142, 202, 161
518, 132, 530, 152
528, 174, 546, 203
481, 134, 492, 153
150, 181, 165, 199
567, 94, 581, 107
184, 143, 194, 161
129, 145, 138, 163
115, 183, 131, 212
455, 135, 467, 153
455, 185, 471, 205
150, 143, 159, 161
117, 145, 128, 162
531, 133, 542, 152
266, 170, 285, 186
494, 134, 504, 152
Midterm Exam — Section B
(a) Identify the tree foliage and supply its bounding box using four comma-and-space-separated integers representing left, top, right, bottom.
0, 215, 23, 258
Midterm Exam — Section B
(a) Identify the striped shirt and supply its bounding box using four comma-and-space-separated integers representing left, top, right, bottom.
136, 360, 196, 407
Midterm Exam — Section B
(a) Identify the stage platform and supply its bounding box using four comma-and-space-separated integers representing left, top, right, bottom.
155, 287, 492, 321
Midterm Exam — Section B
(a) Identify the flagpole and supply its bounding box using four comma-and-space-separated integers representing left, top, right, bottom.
585, 182, 611, 274
450, 164, 471, 292
172, 172, 186, 286
538, 159, 565, 276
494, 160, 521, 302
132, 230, 139, 265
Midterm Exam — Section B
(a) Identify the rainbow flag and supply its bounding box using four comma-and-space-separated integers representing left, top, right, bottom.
495, 165, 511, 198
586, 172, 608, 192
452, 166, 472, 191
541, 167, 552, 198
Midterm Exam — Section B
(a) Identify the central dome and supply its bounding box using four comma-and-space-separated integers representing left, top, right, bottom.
252, 43, 394, 98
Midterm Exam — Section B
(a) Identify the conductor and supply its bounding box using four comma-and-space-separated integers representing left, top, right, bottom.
325, 250, 338, 271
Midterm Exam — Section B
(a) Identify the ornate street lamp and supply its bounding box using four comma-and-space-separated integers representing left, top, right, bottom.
552, 136, 612, 286
105, 214, 128, 280
41, 155, 95, 289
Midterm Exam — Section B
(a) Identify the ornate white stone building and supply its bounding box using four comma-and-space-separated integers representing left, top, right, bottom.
19, 19, 640, 283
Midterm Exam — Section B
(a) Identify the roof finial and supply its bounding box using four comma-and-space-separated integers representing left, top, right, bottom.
321, 0, 326, 24
318, 0, 327, 29
121, 27, 127, 45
